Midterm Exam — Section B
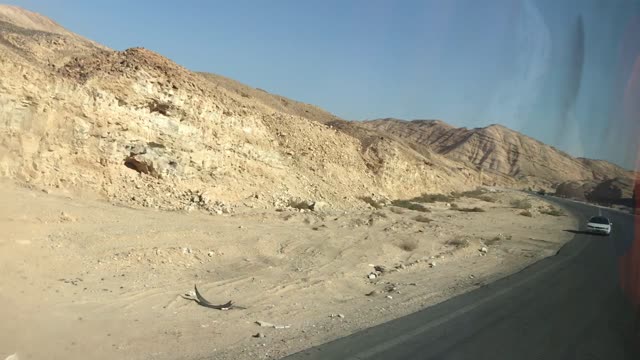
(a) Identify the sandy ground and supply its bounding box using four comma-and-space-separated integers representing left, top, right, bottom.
0, 182, 576, 360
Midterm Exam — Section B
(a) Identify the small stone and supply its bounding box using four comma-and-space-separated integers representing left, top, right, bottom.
253, 333, 265, 338
386, 295, 393, 299
368, 273, 377, 280
480, 246, 488, 253
337, 313, 345, 319
429, 261, 436, 268
207, 251, 214, 257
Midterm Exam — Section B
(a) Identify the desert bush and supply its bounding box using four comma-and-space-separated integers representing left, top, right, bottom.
398, 239, 419, 251
372, 211, 389, 218
359, 196, 385, 209
454, 206, 485, 213
477, 195, 497, 203
391, 200, 430, 212
541, 207, 564, 216
457, 189, 496, 203
446, 238, 470, 248
511, 199, 533, 209
460, 189, 485, 198
519, 210, 533, 217
410, 193, 456, 203
485, 233, 512, 245
388, 207, 406, 214
288, 199, 312, 210
413, 215, 433, 223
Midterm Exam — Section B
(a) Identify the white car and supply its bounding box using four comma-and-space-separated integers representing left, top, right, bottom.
586, 216, 612, 235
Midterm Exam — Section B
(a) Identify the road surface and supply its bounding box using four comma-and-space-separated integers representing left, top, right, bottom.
283, 197, 638, 360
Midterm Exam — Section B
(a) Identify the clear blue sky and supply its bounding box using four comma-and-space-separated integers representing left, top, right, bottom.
7, 0, 640, 168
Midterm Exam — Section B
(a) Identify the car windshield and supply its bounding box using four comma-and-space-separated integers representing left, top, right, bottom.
589, 217, 610, 224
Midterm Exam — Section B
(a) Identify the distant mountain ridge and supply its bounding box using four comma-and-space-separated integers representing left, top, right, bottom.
361, 118, 632, 188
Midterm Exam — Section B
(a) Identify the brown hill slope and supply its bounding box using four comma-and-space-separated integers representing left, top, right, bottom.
0, 5, 479, 211
362, 118, 633, 188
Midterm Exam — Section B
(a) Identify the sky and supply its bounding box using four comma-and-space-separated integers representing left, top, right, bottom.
6, 0, 640, 168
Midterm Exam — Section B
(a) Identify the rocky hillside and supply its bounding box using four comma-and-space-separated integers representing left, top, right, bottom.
0, 5, 482, 212
1, 5, 632, 212
362, 118, 633, 189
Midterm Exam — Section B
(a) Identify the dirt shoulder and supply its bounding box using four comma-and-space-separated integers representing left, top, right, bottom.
0, 183, 576, 360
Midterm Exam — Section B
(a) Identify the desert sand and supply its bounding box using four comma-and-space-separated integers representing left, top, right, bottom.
0, 181, 576, 360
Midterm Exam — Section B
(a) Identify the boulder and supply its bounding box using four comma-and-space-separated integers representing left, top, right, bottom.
587, 177, 634, 205
554, 181, 596, 201
310, 201, 329, 212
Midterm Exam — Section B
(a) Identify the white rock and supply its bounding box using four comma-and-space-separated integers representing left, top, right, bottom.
386, 295, 393, 299
368, 273, 377, 280
480, 246, 488, 253
310, 201, 329, 212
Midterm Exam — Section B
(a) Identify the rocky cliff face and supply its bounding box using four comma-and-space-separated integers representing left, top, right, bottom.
0, 6, 480, 212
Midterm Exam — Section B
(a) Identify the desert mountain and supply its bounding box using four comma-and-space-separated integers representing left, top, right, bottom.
0, 5, 484, 212
361, 118, 633, 189
0, 5, 633, 212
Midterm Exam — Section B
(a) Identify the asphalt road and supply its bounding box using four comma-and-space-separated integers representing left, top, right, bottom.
283, 197, 638, 360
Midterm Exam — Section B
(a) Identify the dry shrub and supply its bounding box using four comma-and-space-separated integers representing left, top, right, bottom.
288, 199, 312, 210
372, 211, 389, 218
388, 207, 406, 214
454, 207, 485, 213
520, 210, 533, 217
541, 207, 564, 216
511, 199, 533, 209
477, 195, 497, 203
485, 234, 512, 245
452, 189, 497, 203
413, 215, 433, 223
446, 238, 470, 248
359, 196, 385, 209
398, 239, 419, 251
410, 193, 456, 203
391, 200, 430, 212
